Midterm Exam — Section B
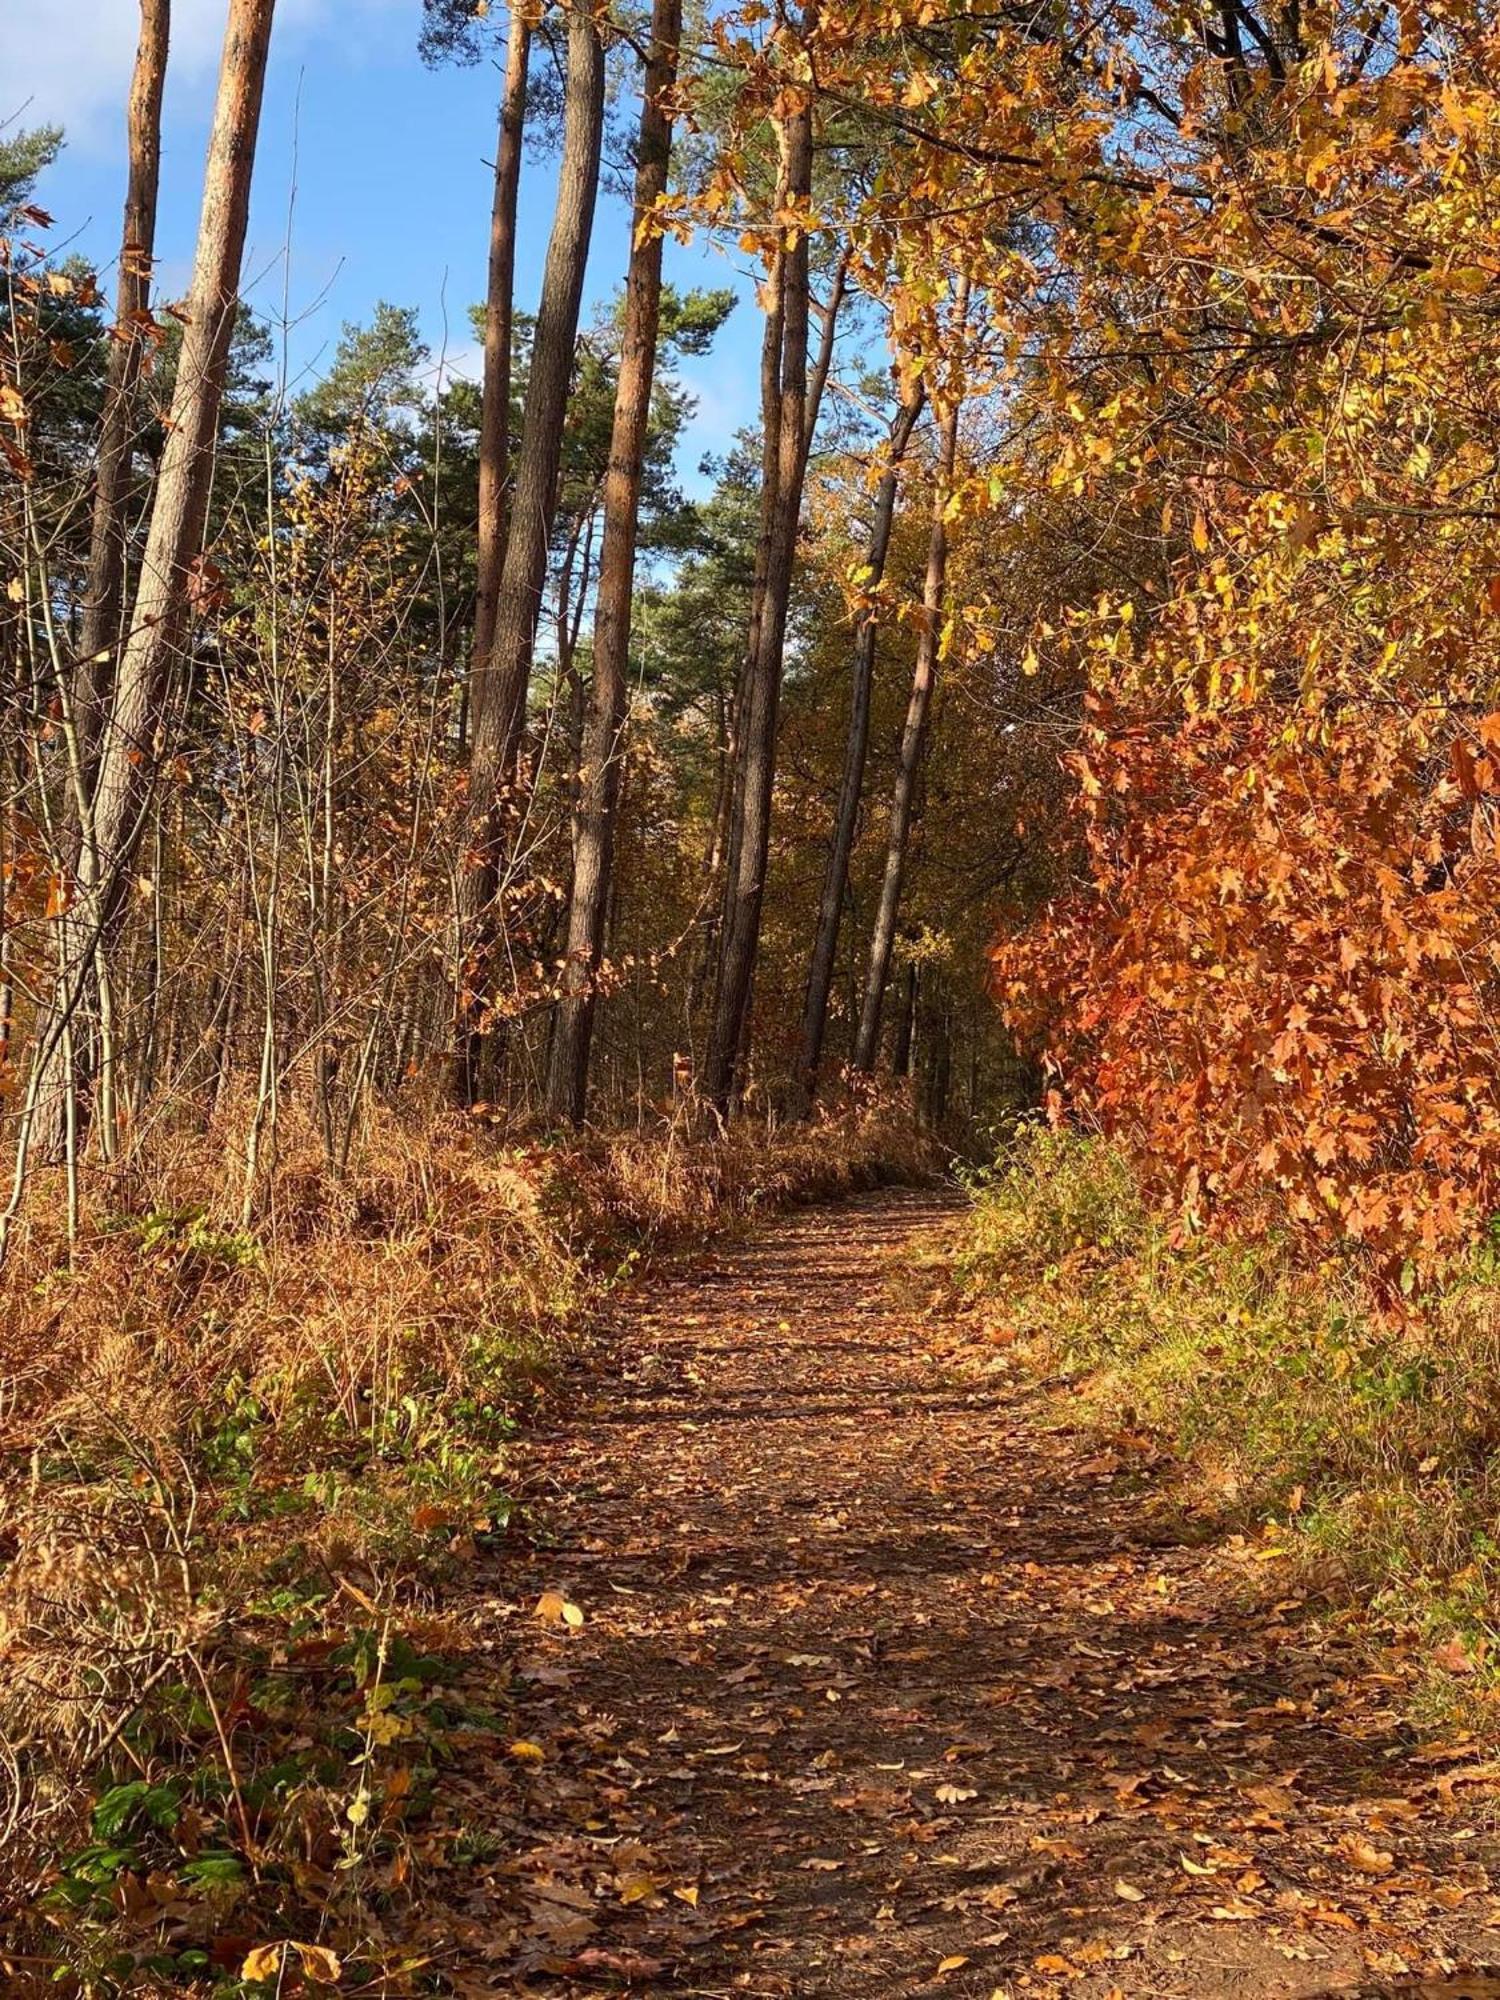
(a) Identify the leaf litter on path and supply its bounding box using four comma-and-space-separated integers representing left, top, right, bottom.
406, 1188, 1500, 1996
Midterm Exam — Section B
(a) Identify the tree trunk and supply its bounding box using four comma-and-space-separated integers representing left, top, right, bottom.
452, 0, 605, 1104
702, 57, 815, 1116
701, 246, 841, 1052
545, 0, 681, 1127
792, 376, 923, 1113
690, 288, 782, 1024
854, 332, 965, 1072
892, 956, 917, 1078
32, 0, 276, 1161
470, 1, 530, 675
78, 0, 170, 775
801, 246, 848, 480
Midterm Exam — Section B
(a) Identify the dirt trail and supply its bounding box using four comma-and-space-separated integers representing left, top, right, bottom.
435, 1186, 1500, 1998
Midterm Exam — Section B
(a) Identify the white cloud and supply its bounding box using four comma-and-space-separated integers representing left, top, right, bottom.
5, 0, 227, 150
432, 337, 485, 388
2, 0, 395, 153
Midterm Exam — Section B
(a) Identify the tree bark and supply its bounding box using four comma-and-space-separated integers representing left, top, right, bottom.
545, 0, 680, 1126
470, 0, 530, 676
702, 50, 815, 1116
801, 246, 848, 480
892, 956, 917, 1078
32, 0, 276, 1160
792, 376, 923, 1114
452, 0, 605, 1104
77, 0, 170, 776
854, 336, 964, 1073
691, 280, 782, 1021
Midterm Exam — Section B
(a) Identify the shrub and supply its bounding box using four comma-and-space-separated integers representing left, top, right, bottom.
0, 1094, 939, 1989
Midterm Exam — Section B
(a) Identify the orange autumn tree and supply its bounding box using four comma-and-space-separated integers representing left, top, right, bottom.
980, 1, 1500, 1266
744, 0, 1500, 1261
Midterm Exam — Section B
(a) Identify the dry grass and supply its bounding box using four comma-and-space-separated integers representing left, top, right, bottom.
0, 1092, 938, 1991
953, 1125, 1500, 1731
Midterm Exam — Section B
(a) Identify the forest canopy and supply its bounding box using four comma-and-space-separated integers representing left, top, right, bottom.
6, 0, 1500, 1274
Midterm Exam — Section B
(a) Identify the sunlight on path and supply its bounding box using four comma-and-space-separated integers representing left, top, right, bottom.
435, 1188, 1500, 1998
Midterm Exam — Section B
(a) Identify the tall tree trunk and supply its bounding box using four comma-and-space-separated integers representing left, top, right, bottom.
702, 51, 816, 1116
452, 0, 605, 1104
792, 376, 923, 1114
470, 1, 530, 675
892, 955, 917, 1078
545, 0, 682, 1127
690, 286, 783, 1022
32, 0, 276, 1162
853, 334, 964, 1073
78, 0, 170, 775
801, 245, 848, 480
700, 245, 840, 1032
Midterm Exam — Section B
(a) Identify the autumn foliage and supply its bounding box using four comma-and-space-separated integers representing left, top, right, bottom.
934, 0, 1500, 1267
997, 700, 1500, 1267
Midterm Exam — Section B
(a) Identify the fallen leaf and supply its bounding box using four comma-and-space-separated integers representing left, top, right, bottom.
241, 1942, 342, 1984
1339, 1834, 1394, 1876
618, 1872, 663, 1905
1433, 1637, 1475, 1676
295, 1946, 342, 1986
535, 1590, 585, 1628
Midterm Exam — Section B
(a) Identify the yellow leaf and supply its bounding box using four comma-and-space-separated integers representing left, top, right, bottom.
1442, 80, 1470, 135
937, 1956, 969, 1975
508, 1738, 545, 1761
535, 1589, 584, 1627
1113, 1878, 1145, 1900
294, 1944, 343, 1985
242, 1942, 342, 1984
1191, 509, 1209, 554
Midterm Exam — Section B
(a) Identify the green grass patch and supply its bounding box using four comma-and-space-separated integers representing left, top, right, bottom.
955, 1125, 1500, 1714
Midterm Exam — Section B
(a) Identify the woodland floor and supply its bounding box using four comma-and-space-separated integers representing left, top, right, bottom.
424, 1187, 1500, 1998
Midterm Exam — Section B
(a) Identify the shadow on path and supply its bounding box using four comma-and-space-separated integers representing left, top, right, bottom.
435, 1187, 1500, 1999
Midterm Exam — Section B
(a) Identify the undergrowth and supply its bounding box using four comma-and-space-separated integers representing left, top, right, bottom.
0, 1096, 935, 1996
954, 1126, 1500, 1731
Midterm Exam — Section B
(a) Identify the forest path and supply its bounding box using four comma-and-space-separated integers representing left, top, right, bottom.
436, 1186, 1500, 1999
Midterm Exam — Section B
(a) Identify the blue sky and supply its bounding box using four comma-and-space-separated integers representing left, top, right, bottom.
6, 0, 760, 492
